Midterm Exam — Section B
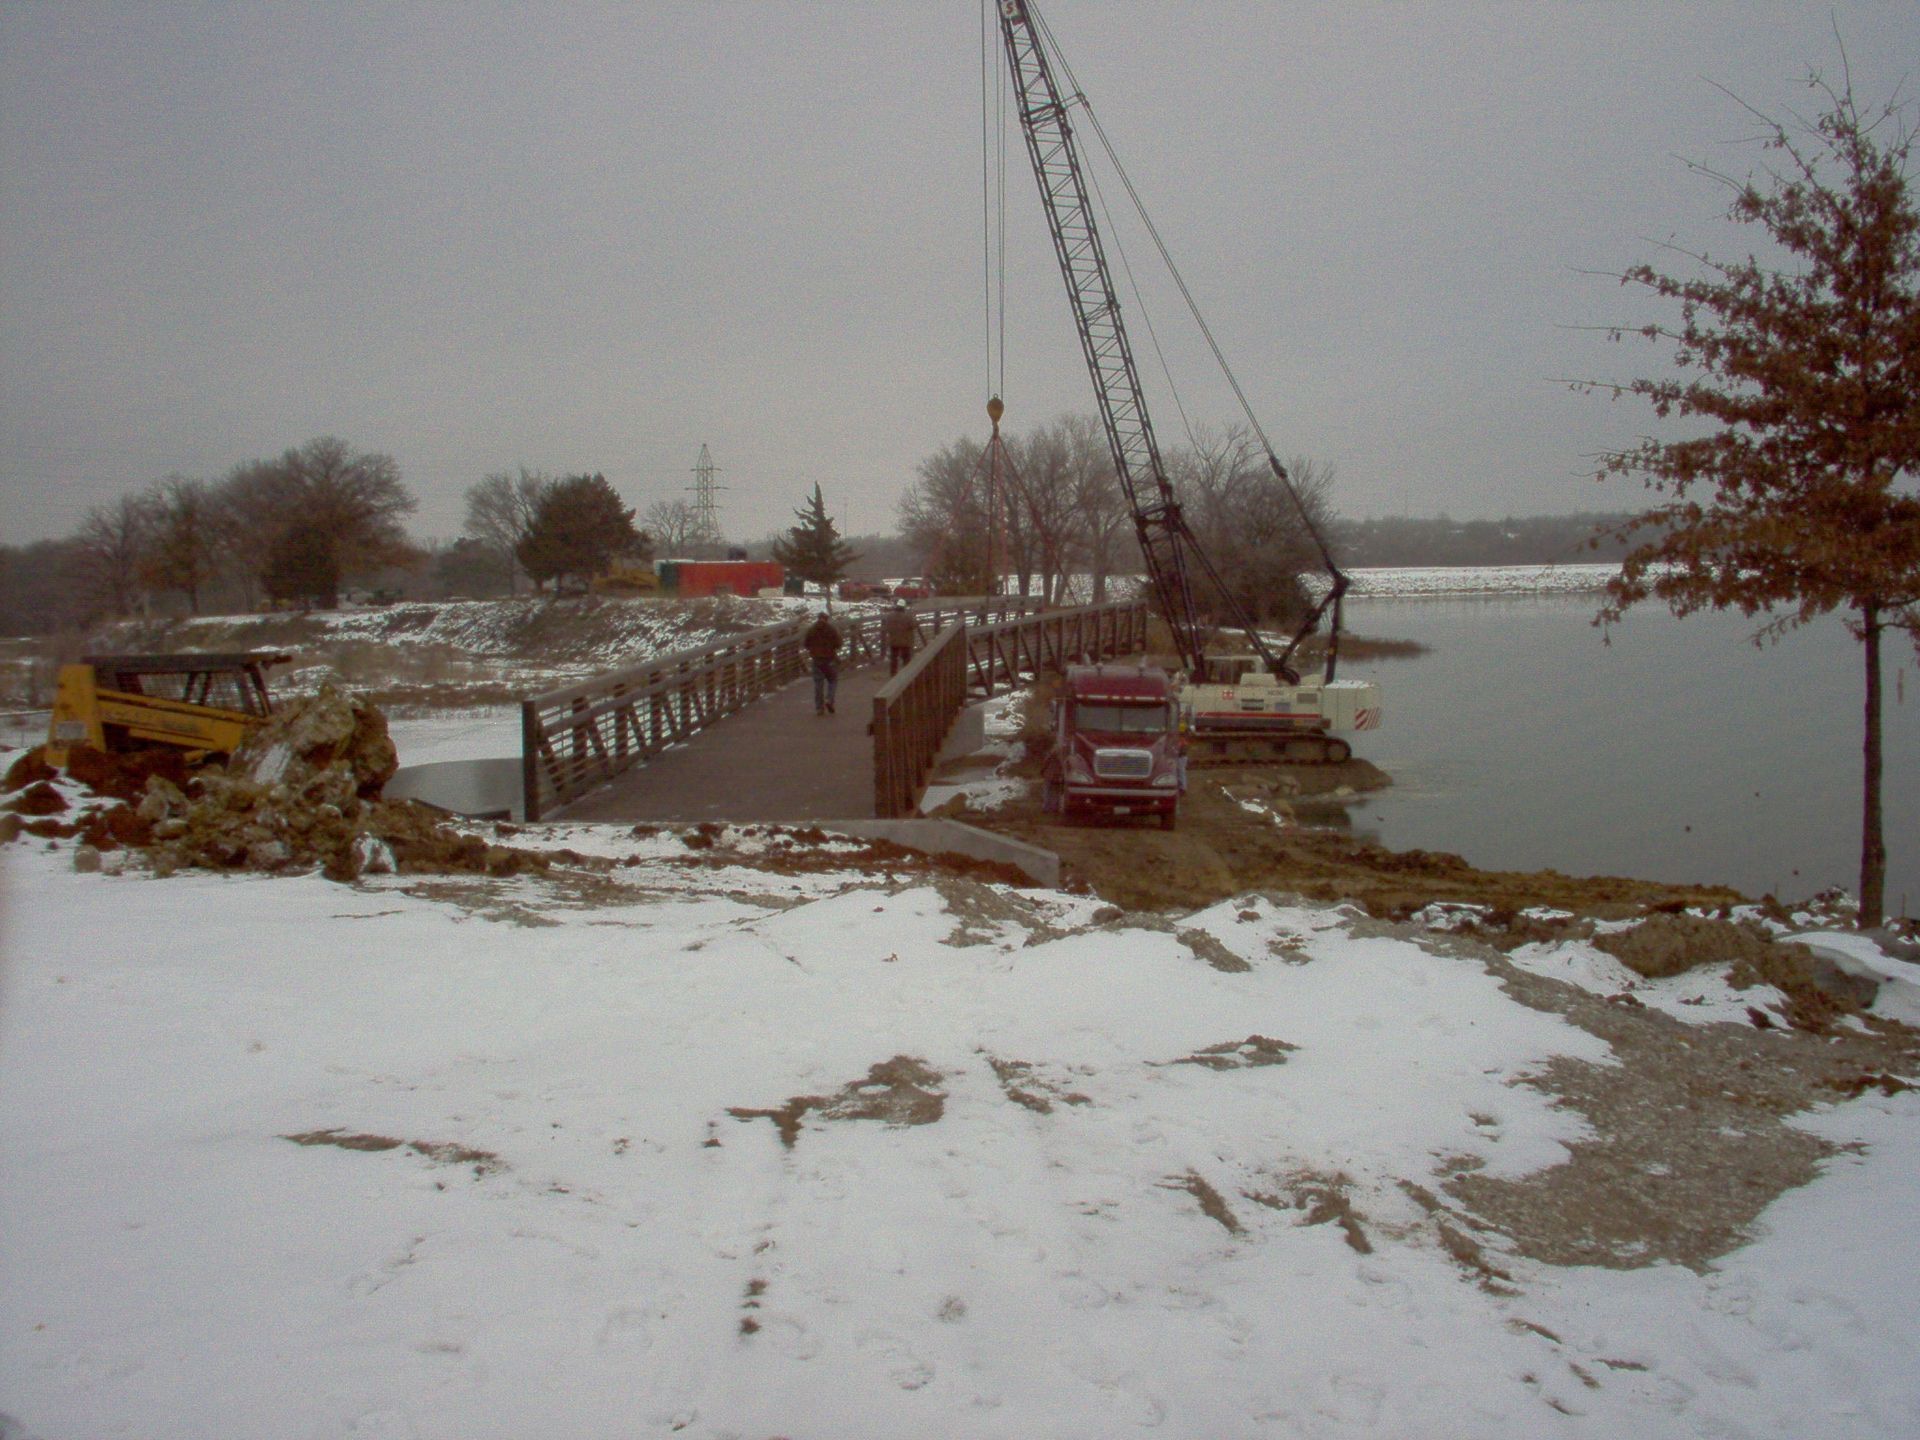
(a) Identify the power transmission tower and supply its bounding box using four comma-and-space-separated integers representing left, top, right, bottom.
688, 444, 723, 551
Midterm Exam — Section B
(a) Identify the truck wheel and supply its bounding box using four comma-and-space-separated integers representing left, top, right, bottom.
1160, 808, 1177, 832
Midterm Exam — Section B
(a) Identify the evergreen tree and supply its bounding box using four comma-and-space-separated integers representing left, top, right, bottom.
771, 484, 860, 597
1586, 75, 1920, 927
516, 473, 647, 591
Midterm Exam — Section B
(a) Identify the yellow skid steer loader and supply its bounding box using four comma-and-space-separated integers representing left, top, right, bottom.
45, 652, 290, 768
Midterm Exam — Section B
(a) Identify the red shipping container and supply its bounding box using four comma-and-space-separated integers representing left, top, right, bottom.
669, 561, 785, 598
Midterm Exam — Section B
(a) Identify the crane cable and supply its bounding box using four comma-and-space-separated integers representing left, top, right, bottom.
1027, 8, 1345, 584
979, 1, 1009, 404
1027, 8, 1274, 457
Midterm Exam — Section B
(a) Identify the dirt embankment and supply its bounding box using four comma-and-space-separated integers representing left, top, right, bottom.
973, 757, 1743, 921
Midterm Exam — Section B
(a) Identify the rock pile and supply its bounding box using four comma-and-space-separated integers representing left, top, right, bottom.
5, 687, 563, 883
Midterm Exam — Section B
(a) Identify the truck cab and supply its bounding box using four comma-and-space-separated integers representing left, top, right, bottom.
1045, 663, 1182, 829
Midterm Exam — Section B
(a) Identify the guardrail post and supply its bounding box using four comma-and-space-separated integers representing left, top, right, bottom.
521, 699, 543, 822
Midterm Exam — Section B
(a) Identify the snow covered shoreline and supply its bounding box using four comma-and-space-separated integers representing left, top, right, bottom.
4, 809, 1918, 1438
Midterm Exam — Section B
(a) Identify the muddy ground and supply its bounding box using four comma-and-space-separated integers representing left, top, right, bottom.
956, 750, 1743, 921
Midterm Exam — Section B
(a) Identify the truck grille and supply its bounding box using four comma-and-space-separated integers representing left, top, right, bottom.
1092, 748, 1153, 780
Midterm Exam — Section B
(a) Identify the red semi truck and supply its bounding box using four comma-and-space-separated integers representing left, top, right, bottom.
1042, 663, 1183, 830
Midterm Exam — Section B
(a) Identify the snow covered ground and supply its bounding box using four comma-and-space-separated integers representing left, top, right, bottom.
387, 707, 523, 767
1342, 563, 1617, 599
5, 754, 1919, 1436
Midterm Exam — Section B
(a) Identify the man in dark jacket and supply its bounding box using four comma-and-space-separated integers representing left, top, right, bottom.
882, 600, 917, 675
803, 612, 842, 715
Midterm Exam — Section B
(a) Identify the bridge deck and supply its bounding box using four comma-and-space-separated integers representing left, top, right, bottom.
550, 664, 893, 823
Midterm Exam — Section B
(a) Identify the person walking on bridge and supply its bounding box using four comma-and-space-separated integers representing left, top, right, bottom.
804, 611, 843, 715
883, 599, 917, 676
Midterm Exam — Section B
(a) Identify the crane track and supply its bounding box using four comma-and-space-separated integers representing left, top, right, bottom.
1189, 733, 1352, 767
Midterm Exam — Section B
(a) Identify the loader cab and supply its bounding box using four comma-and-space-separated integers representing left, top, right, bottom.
46, 652, 289, 766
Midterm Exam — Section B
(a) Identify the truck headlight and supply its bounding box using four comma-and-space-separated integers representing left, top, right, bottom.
1153, 772, 1177, 787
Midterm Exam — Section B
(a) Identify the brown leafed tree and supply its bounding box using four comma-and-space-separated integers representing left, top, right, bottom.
1588, 71, 1920, 927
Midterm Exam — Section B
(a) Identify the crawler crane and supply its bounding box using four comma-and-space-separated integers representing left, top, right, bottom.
995, 0, 1381, 762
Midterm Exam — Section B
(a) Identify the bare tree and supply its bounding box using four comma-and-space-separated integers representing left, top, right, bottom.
139, 476, 219, 613
282, 438, 418, 585
1009, 420, 1088, 604
197, 440, 419, 609
464, 468, 551, 594
210, 459, 289, 611
1168, 427, 1335, 627
899, 438, 996, 593
75, 493, 157, 619
642, 498, 702, 555
1058, 413, 1128, 602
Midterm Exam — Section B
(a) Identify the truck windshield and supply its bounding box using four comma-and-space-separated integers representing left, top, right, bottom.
1073, 703, 1169, 735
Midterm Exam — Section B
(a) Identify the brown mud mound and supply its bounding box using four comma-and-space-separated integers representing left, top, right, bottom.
1593, 911, 1785, 979
4, 780, 68, 816
2, 747, 56, 792
1588, 912, 1877, 1032
981, 764, 1742, 919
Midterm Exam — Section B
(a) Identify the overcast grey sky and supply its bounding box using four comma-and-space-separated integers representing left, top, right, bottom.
3, 1, 1915, 549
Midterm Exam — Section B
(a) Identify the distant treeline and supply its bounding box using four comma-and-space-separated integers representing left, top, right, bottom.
1332, 512, 1643, 569
0, 510, 1645, 639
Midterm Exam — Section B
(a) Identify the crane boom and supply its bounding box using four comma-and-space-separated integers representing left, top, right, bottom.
995, 0, 1289, 682
995, 0, 1383, 763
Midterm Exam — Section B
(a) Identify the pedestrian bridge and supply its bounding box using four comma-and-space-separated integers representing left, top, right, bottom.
515, 599, 1148, 824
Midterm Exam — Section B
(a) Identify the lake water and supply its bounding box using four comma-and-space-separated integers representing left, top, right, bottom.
1338, 593, 1920, 916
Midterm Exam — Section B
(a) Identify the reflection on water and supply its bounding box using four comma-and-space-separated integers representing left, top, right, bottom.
1337, 594, 1920, 913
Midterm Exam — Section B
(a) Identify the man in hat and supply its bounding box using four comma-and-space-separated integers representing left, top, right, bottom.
882, 599, 917, 676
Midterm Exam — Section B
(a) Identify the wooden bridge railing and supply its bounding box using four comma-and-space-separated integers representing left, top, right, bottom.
519, 598, 1038, 820
871, 599, 1150, 819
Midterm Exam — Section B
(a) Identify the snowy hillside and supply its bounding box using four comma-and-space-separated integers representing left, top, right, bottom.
4, 807, 1918, 1438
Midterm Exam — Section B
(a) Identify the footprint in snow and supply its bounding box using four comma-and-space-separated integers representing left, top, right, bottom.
596, 1305, 655, 1355
857, 1329, 935, 1390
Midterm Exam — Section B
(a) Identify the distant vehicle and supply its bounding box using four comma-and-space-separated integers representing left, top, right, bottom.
889, 579, 934, 601
45, 652, 289, 768
1043, 663, 1182, 830
591, 558, 662, 597
838, 580, 891, 601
